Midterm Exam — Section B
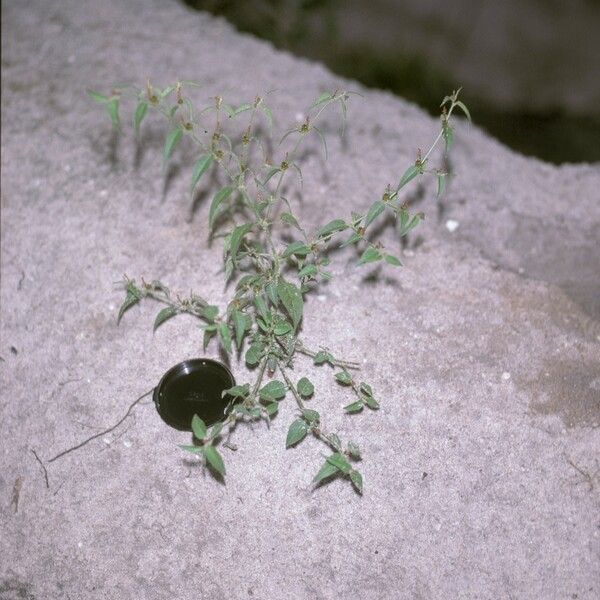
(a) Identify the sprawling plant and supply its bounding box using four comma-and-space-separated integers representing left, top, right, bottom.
89, 81, 469, 493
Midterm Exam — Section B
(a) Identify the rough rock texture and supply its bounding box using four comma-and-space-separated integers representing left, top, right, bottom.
1, 1, 599, 599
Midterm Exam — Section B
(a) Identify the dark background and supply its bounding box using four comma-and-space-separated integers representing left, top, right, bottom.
185, 0, 600, 164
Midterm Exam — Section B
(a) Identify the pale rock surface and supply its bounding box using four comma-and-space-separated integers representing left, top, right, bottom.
1, 1, 599, 599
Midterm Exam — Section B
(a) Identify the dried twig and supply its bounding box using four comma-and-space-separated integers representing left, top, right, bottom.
30, 448, 49, 488
47, 388, 153, 463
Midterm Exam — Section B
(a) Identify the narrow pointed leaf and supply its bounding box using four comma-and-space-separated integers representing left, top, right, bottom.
218, 322, 232, 353
190, 154, 213, 192
117, 290, 140, 325
87, 89, 109, 103
106, 98, 120, 131
191, 414, 207, 440
398, 164, 420, 189
358, 247, 382, 265
364, 200, 385, 228
163, 127, 183, 162
229, 223, 253, 266
232, 310, 248, 349
316, 219, 347, 239
313, 460, 339, 484
202, 445, 225, 476
350, 470, 363, 494
326, 452, 352, 474
153, 306, 177, 331
133, 101, 148, 136
208, 186, 233, 229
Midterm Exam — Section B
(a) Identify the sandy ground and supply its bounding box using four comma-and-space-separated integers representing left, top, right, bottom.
1, 1, 599, 598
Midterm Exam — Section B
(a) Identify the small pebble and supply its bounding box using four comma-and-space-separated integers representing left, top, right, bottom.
123, 440, 132, 448
501, 372, 511, 381
445, 219, 459, 232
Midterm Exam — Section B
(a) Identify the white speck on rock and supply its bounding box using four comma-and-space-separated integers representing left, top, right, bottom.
99, 189, 108, 198
501, 371, 511, 381
317, 295, 327, 302
123, 440, 132, 448
78, 541, 83, 548
445, 219, 459, 233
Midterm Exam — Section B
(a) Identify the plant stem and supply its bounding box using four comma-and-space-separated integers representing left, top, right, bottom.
295, 340, 361, 370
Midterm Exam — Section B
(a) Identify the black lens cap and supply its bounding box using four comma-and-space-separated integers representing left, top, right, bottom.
153, 358, 236, 431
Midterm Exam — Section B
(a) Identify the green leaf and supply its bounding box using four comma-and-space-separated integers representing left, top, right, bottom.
335, 371, 353, 385
350, 469, 363, 494
313, 460, 339, 484
281, 212, 301, 229
384, 254, 402, 267
153, 306, 177, 331
398, 164, 421, 189
442, 123, 454, 152
133, 101, 148, 136
327, 433, 342, 452
190, 154, 213, 192
358, 247, 382, 265
454, 100, 471, 122
399, 212, 423, 237
245, 343, 263, 366
223, 383, 250, 398
286, 418, 308, 447
229, 223, 253, 266
254, 294, 269, 320
282, 241, 311, 258
87, 89, 109, 103
117, 288, 140, 325
277, 278, 303, 331
297, 377, 314, 398
436, 173, 446, 198
314, 351, 334, 365
302, 409, 320, 423
359, 382, 373, 397
310, 91, 332, 109
297, 264, 318, 279
344, 401, 364, 413
264, 402, 279, 416
209, 422, 224, 439
163, 127, 183, 162
364, 200, 385, 228
202, 445, 226, 476
203, 325, 216, 350
340, 232, 362, 248
201, 305, 219, 322
106, 98, 120, 131
218, 322, 232, 354
316, 219, 347, 239
232, 310, 248, 349
260, 380, 286, 401
347, 442, 361, 459
364, 395, 380, 410
273, 320, 292, 336
233, 102, 253, 116
261, 104, 274, 129
209, 186, 233, 229
191, 414, 207, 440
326, 452, 352, 474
